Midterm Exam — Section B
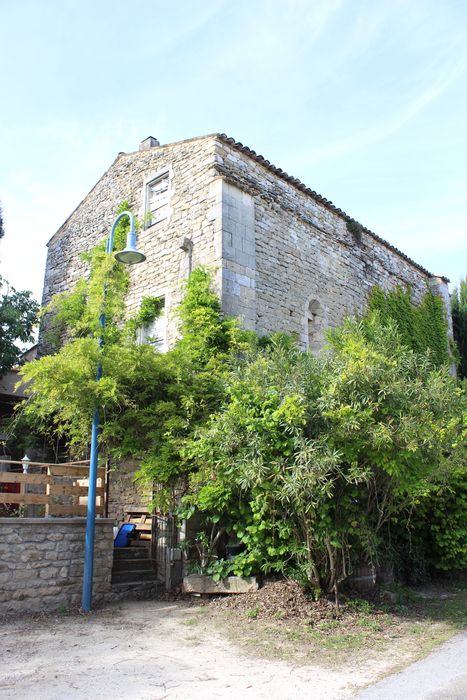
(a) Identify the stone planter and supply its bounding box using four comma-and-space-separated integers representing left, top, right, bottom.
182, 573, 258, 594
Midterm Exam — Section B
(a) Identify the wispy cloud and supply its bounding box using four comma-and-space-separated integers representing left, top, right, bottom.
205, 0, 344, 77
292, 54, 467, 167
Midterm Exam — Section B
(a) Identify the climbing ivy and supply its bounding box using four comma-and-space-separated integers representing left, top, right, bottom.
452, 276, 467, 378
368, 285, 449, 366
125, 296, 165, 340
43, 201, 133, 349
135, 297, 165, 326
18, 257, 256, 502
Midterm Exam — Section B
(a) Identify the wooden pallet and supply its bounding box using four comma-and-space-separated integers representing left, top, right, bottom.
123, 510, 154, 543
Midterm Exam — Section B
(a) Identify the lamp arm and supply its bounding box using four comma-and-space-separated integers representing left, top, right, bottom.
106, 211, 135, 254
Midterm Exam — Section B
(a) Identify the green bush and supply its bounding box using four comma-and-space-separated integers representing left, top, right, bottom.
184, 317, 465, 596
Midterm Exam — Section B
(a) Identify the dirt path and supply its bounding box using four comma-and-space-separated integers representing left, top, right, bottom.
0, 599, 409, 700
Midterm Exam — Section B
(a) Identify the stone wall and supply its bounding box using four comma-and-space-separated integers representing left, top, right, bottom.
212, 137, 449, 349
40, 135, 223, 351
0, 518, 114, 615
41, 133, 450, 354
107, 460, 150, 522
220, 180, 256, 330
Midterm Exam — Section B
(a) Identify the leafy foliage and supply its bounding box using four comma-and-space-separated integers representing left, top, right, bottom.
424, 468, 467, 571
387, 465, 467, 582
346, 218, 363, 243
0, 278, 39, 375
42, 201, 136, 350
182, 316, 465, 595
43, 243, 129, 349
15, 237, 464, 596
19, 256, 255, 506
125, 295, 165, 341
134, 268, 257, 509
452, 276, 467, 378
134, 296, 165, 326
19, 204, 135, 448
368, 285, 449, 366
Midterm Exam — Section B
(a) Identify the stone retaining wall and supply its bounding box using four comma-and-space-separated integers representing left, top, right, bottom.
0, 518, 114, 615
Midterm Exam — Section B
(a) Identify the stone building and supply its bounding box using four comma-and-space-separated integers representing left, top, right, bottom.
41, 133, 451, 357
40, 133, 452, 544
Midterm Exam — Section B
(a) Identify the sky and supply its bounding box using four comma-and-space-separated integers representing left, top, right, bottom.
1, 0, 466, 303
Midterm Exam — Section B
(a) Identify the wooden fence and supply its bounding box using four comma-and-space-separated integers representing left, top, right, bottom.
0, 460, 107, 517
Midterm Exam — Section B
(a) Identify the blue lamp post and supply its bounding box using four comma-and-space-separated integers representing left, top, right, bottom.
82, 211, 146, 613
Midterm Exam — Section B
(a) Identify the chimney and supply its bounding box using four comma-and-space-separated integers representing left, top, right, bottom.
139, 136, 160, 151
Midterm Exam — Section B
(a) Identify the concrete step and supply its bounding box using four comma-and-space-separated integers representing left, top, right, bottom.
112, 569, 158, 584
129, 540, 152, 548
112, 558, 154, 572
111, 579, 162, 594
113, 547, 151, 560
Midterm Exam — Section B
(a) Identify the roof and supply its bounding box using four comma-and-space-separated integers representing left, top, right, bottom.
216, 134, 448, 283
47, 132, 448, 282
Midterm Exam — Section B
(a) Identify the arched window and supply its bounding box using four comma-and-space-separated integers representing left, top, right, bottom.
306, 299, 324, 353
137, 296, 168, 352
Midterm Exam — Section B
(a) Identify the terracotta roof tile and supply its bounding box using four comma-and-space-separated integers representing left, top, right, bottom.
217, 134, 448, 283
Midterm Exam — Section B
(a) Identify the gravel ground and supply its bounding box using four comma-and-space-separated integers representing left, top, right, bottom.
0, 599, 406, 700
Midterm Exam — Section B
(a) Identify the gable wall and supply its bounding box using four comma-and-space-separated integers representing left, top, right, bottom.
41, 137, 222, 350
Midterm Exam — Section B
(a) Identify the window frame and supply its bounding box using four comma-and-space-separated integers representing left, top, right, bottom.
305, 297, 326, 354
136, 293, 169, 353
143, 167, 172, 228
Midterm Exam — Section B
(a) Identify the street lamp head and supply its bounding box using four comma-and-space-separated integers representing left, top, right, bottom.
112, 211, 146, 265
114, 247, 146, 265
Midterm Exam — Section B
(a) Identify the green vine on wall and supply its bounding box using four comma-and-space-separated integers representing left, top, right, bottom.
451, 276, 467, 379
134, 297, 164, 327
43, 200, 135, 349
125, 296, 165, 339
368, 285, 449, 367
346, 218, 363, 243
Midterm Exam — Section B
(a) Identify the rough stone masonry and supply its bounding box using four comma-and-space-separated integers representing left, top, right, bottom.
40, 132, 452, 354
0, 518, 114, 615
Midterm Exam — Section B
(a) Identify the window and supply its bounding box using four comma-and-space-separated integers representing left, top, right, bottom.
137, 297, 167, 352
307, 299, 324, 353
145, 172, 169, 226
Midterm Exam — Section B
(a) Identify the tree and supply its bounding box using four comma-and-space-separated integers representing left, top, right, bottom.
19, 217, 254, 495
452, 276, 467, 378
184, 315, 465, 597
0, 200, 4, 239
0, 278, 39, 375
